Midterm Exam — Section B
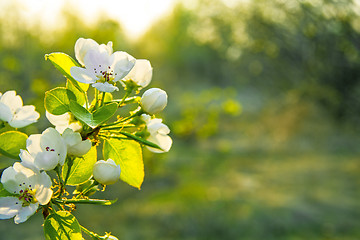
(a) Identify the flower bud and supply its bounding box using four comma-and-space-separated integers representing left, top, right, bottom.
93, 159, 121, 185
140, 88, 167, 115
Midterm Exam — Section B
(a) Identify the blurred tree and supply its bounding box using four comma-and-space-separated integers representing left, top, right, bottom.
137, 0, 360, 132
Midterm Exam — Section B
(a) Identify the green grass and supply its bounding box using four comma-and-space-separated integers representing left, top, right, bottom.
1, 142, 360, 240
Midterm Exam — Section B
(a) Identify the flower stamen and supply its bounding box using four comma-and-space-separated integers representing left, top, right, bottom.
18, 187, 37, 206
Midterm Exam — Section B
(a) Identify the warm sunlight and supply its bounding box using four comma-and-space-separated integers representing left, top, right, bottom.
8, 0, 178, 38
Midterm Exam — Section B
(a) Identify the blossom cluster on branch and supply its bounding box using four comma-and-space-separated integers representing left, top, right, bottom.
0, 38, 172, 240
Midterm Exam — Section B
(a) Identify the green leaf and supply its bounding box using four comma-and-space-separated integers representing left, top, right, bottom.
69, 101, 117, 128
0, 131, 27, 159
66, 79, 86, 106
45, 52, 89, 92
62, 146, 97, 186
44, 211, 82, 240
45, 87, 77, 115
103, 138, 144, 189
0, 183, 15, 197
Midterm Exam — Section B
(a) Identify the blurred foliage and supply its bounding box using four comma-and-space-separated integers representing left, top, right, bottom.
0, 0, 360, 239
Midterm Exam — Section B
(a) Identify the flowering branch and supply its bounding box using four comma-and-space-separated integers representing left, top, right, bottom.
0, 37, 172, 240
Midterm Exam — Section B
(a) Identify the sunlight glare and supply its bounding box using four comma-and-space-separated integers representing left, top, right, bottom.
12, 0, 177, 38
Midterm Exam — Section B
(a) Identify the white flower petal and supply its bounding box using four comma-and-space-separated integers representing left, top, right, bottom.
14, 203, 38, 224
0, 91, 23, 112
12, 163, 38, 188
147, 134, 172, 153
92, 82, 119, 92
1, 167, 19, 194
106, 41, 113, 55
75, 38, 99, 66
26, 134, 42, 157
46, 111, 71, 127
40, 128, 67, 166
68, 122, 82, 132
140, 114, 151, 123
69, 139, 91, 156
46, 111, 82, 134
70, 66, 97, 84
9, 105, 40, 128
62, 128, 91, 156
148, 122, 170, 135
99, 41, 113, 55
35, 172, 53, 205
0, 103, 12, 122
83, 48, 111, 72
19, 149, 39, 174
34, 151, 59, 171
111, 51, 136, 81
0, 197, 21, 220
123, 59, 152, 88
62, 128, 81, 146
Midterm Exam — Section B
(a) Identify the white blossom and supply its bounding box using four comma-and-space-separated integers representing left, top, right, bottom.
75, 38, 113, 67
70, 38, 135, 92
61, 128, 91, 157
23, 127, 67, 171
122, 59, 152, 89
140, 88, 168, 115
141, 114, 172, 153
46, 111, 82, 134
0, 91, 40, 128
93, 159, 121, 185
0, 162, 52, 224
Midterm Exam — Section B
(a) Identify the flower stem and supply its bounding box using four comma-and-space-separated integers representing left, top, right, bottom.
75, 180, 98, 199
51, 199, 65, 211
84, 92, 89, 109
100, 92, 106, 107
100, 124, 135, 131
94, 88, 99, 110
100, 108, 143, 128
53, 198, 117, 205
64, 157, 74, 186
81, 225, 103, 240
119, 131, 162, 149
54, 165, 64, 196
112, 96, 139, 105
118, 88, 132, 106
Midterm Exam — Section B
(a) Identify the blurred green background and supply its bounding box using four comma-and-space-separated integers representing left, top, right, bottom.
1, 0, 360, 239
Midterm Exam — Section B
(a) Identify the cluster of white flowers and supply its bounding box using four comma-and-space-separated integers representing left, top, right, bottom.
0, 125, 92, 224
0, 37, 173, 240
